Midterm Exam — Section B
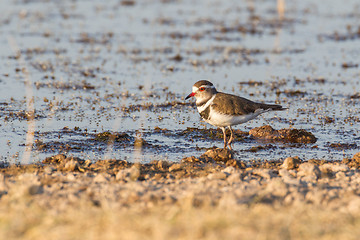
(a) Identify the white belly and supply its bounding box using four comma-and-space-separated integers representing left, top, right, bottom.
205, 108, 268, 127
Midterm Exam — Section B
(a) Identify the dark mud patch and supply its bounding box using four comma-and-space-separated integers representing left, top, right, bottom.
327, 142, 357, 150
179, 127, 248, 141
33, 129, 136, 154
294, 77, 327, 85
2, 109, 45, 121
75, 32, 114, 45
94, 131, 132, 142
350, 93, 360, 99
33, 128, 196, 158
32, 125, 326, 163
247, 144, 277, 153
34, 80, 96, 90
121, 100, 190, 114
319, 27, 360, 41
238, 80, 264, 86
278, 89, 308, 97
341, 62, 359, 69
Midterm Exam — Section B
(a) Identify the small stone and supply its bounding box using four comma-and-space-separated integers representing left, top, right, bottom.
202, 148, 233, 162
42, 154, 66, 164
157, 160, 169, 170
298, 162, 321, 180
116, 166, 141, 181
28, 184, 44, 195
169, 163, 182, 172
53, 154, 67, 162
181, 156, 199, 163
64, 160, 79, 171
226, 159, 246, 168
281, 157, 301, 170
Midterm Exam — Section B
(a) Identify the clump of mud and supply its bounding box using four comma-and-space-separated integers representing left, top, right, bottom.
94, 132, 132, 142
249, 125, 317, 144
181, 148, 247, 169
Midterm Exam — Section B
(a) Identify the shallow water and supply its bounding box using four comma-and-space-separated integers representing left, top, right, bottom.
0, 0, 359, 163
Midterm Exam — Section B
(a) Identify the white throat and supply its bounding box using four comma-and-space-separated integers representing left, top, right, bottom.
197, 94, 216, 113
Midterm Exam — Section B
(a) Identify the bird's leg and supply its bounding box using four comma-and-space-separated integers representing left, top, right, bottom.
221, 127, 227, 149
227, 126, 234, 150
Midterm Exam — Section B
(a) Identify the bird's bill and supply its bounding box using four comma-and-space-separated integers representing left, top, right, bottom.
185, 92, 195, 100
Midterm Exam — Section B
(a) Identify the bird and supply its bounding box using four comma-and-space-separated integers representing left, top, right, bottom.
185, 80, 286, 150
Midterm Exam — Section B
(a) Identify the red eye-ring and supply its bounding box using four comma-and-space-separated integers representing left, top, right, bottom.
199, 87, 205, 91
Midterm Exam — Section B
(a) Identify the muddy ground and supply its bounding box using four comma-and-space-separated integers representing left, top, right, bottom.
1, 151, 360, 239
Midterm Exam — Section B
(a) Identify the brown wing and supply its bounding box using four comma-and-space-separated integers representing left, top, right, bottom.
211, 93, 284, 116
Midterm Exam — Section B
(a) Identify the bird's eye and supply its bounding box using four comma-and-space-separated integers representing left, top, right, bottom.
199, 87, 205, 91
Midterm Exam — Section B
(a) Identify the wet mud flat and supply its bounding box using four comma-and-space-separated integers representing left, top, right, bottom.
1, 0, 360, 163
1, 151, 360, 239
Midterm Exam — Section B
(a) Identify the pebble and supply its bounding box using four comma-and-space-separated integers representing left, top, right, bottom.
281, 156, 301, 170
157, 160, 169, 170
222, 166, 236, 175
169, 163, 182, 172
28, 184, 44, 195
297, 162, 321, 180
181, 156, 199, 163
116, 165, 141, 181
202, 148, 233, 162
53, 154, 66, 162
64, 160, 79, 171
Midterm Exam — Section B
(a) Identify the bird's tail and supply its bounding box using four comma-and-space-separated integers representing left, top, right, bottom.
261, 103, 287, 111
